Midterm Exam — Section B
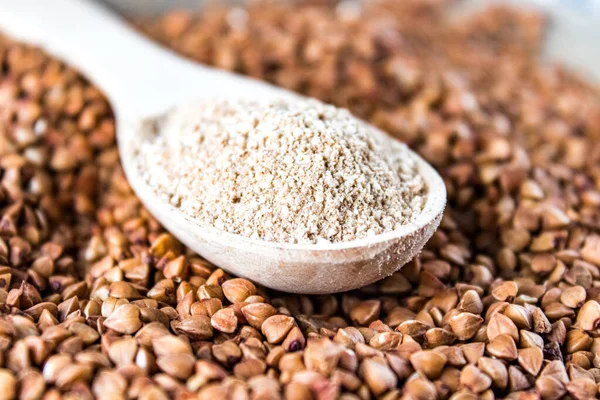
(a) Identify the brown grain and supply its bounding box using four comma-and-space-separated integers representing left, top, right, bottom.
1, 1, 600, 398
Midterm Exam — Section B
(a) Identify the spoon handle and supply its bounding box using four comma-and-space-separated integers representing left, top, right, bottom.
0, 0, 287, 117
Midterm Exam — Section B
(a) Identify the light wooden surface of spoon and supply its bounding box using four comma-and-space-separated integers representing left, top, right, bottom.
0, 0, 446, 293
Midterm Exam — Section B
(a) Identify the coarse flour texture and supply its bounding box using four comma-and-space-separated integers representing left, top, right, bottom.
134, 99, 427, 244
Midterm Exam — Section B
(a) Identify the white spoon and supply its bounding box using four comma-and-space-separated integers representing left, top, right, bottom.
0, 0, 446, 294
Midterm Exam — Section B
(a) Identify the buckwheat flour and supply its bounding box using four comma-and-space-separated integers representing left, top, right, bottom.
134, 98, 427, 244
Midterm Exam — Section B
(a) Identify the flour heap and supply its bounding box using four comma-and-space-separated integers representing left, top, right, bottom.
135, 98, 427, 244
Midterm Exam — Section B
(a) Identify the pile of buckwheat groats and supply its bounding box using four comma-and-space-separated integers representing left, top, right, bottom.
1, 1, 600, 399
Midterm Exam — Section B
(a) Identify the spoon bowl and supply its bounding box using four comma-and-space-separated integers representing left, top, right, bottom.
120, 119, 446, 293
0, 0, 446, 293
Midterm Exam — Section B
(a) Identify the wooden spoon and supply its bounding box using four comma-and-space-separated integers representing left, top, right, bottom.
0, 0, 446, 293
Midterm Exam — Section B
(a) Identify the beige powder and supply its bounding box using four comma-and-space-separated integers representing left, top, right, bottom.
134, 98, 427, 244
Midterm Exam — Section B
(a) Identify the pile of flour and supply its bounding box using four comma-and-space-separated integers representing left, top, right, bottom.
133, 98, 427, 244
